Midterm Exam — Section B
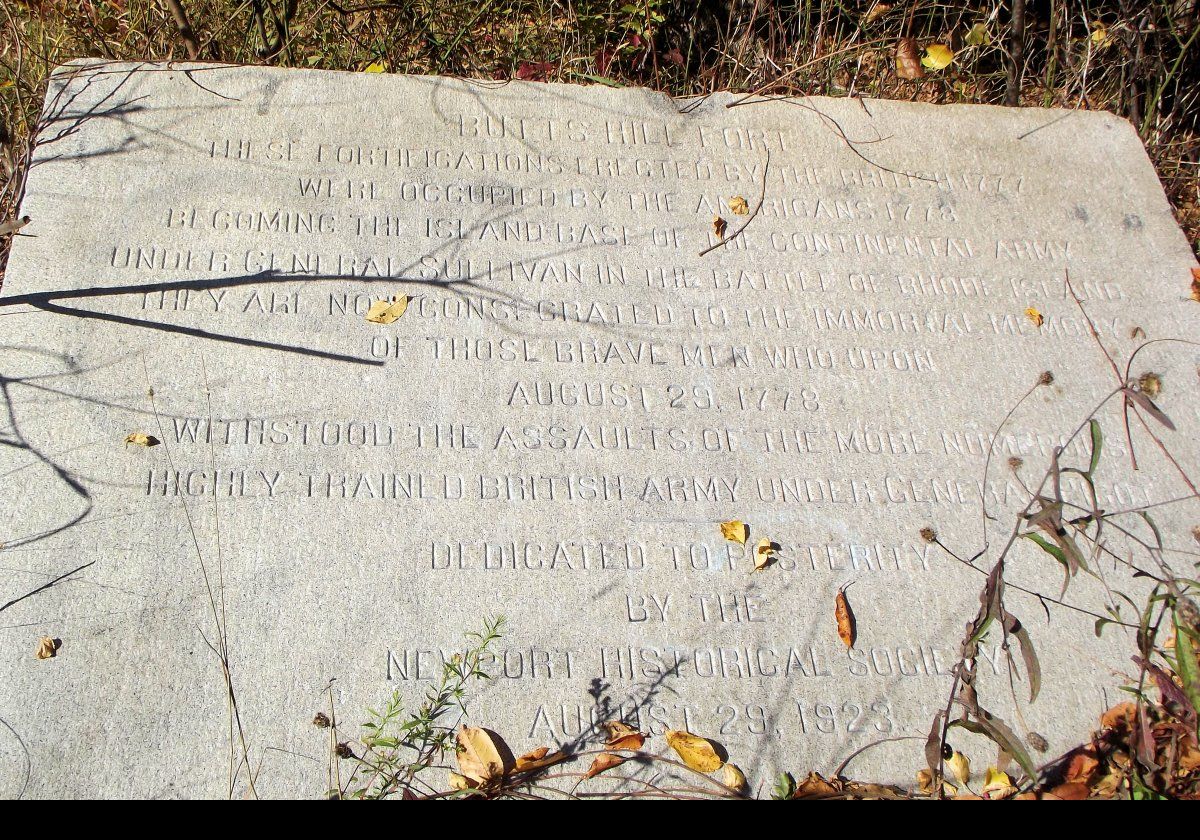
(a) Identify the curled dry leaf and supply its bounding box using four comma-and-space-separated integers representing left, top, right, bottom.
365, 295, 410, 324
124, 432, 160, 447
835, 584, 857, 649
1048, 781, 1091, 800
35, 636, 59, 660
965, 22, 990, 46
728, 195, 749, 216
1191, 267, 1200, 302
603, 720, 646, 751
720, 519, 749, 545
665, 729, 723, 773
514, 746, 549, 769
862, 2, 892, 24
456, 726, 512, 784
448, 771, 473, 791
895, 38, 925, 80
722, 762, 748, 793
712, 215, 728, 240
1025, 306, 1044, 327
586, 752, 626, 779
794, 771, 840, 798
753, 537, 776, 572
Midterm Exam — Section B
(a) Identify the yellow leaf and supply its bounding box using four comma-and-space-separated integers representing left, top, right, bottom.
1025, 306, 1044, 328
981, 766, 1017, 799
722, 762, 748, 793
665, 729, 723, 773
946, 750, 971, 787
363, 61, 387, 73
448, 771, 473, 791
753, 537, 776, 572
921, 44, 954, 70
712, 215, 727, 240
365, 295, 409, 324
728, 196, 749, 216
835, 585, 857, 649
124, 432, 160, 447
720, 519, 749, 545
1090, 23, 1112, 49
585, 752, 626, 778
456, 727, 512, 784
895, 37, 925, 80
965, 23, 989, 46
35, 636, 59, 660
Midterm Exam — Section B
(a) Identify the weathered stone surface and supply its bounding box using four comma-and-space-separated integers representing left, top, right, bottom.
1, 60, 1197, 798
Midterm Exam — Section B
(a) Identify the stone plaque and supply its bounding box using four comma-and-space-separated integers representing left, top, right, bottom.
1, 61, 1197, 798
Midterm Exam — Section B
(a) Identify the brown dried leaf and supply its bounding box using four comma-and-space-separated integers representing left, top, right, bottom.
35, 636, 59, 660
365, 295, 409, 324
895, 38, 925, 80
514, 746, 549, 769
712, 215, 727, 240
862, 2, 892, 24
602, 720, 646, 751
585, 752, 626, 779
795, 771, 841, 798
835, 585, 857, 649
665, 729, 723, 773
448, 771, 473, 791
1100, 701, 1137, 732
1191, 267, 1200, 302
1138, 372, 1163, 399
728, 195, 749, 216
1048, 781, 1091, 800
720, 519, 749, 545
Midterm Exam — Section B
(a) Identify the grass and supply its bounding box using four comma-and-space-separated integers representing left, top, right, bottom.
1, 1, 1199, 274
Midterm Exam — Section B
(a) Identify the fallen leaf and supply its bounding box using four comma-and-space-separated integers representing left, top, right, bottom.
124, 432, 160, 447
603, 720, 646, 751
712, 215, 727, 240
1090, 23, 1112, 49
946, 750, 971, 787
753, 537, 776, 572
965, 22, 990, 46
456, 727, 513, 784
720, 519, 749, 545
35, 637, 59, 660
980, 766, 1017, 799
794, 771, 840, 798
722, 762, 748, 793
514, 746, 549, 770
862, 2, 892, 24
1191, 267, 1200, 301
365, 295, 409, 324
1048, 781, 1090, 800
362, 61, 387, 73
585, 752, 626, 778
728, 196, 749, 216
448, 771, 473, 791
1025, 306, 1044, 327
1064, 748, 1099, 785
916, 768, 957, 796
516, 61, 554, 81
1100, 701, 1137, 731
895, 38, 925, 80
835, 584, 857, 648
921, 44, 954, 70
1138, 372, 1162, 398
665, 729, 723, 773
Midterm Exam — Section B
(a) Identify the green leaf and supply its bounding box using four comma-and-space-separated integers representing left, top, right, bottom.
1024, 532, 1070, 595
1174, 612, 1200, 714
1087, 419, 1102, 477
